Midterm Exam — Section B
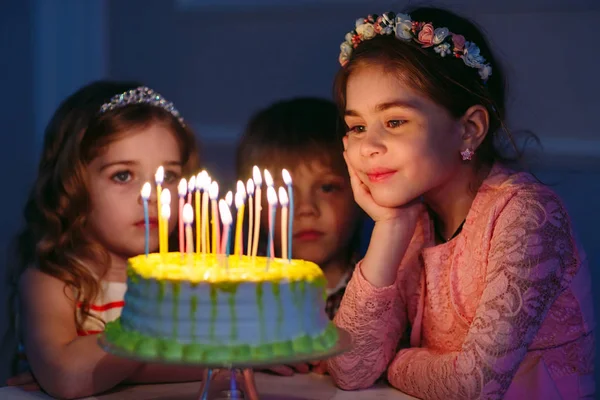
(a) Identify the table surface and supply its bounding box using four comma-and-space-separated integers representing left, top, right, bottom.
0, 372, 416, 400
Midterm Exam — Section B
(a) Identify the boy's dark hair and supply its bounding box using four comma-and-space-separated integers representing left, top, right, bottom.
236, 97, 345, 179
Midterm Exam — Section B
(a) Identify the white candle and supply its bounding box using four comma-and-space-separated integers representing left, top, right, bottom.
282, 169, 293, 261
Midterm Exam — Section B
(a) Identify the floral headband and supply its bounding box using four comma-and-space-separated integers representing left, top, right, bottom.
339, 12, 492, 82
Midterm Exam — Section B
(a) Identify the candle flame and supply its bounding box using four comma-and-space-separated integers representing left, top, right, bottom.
188, 175, 196, 192
225, 191, 233, 207
235, 191, 244, 209
196, 170, 209, 191
267, 186, 278, 206
218, 199, 233, 225
160, 203, 171, 220
178, 178, 187, 197
160, 188, 171, 205
209, 181, 219, 200
246, 178, 255, 196
236, 180, 246, 199
155, 166, 164, 185
182, 203, 194, 224
252, 166, 262, 186
282, 169, 292, 185
264, 169, 273, 187
141, 182, 151, 200
278, 186, 289, 206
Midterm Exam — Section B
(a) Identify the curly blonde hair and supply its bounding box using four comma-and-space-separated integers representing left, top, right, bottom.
15, 80, 200, 331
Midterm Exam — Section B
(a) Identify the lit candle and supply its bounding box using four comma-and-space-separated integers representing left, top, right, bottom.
141, 182, 151, 257
187, 175, 196, 205
225, 191, 233, 208
251, 166, 262, 257
219, 199, 233, 257
209, 181, 220, 254
234, 182, 246, 256
246, 178, 255, 257
278, 186, 289, 260
155, 166, 164, 252
177, 178, 187, 254
194, 171, 202, 253
160, 188, 171, 254
182, 203, 194, 259
282, 169, 293, 261
266, 186, 278, 260
197, 171, 209, 253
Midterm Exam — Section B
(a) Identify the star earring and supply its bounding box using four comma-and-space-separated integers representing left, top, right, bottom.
460, 148, 474, 161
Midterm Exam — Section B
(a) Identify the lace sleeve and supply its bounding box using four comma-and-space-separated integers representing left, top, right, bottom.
327, 265, 406, 390
387, 189, 579, 399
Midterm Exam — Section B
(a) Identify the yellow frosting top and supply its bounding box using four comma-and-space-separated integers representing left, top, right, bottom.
128, 253, 324, 284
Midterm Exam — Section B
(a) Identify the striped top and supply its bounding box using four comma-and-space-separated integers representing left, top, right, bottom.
17, 281, 127, 372
75, 281, 127, 335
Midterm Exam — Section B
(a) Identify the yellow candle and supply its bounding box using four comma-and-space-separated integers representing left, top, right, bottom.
234, 191, 245, 256
246, 179, 254, 257
209, 181, 219, 254
160, 203, 171, 255
159, 188, 171, 254
251, 166, 262, 257
278, 187, 289, 259
194, 172, 202, 254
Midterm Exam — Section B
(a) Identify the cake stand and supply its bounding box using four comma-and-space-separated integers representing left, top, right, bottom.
99, 328, 351, 400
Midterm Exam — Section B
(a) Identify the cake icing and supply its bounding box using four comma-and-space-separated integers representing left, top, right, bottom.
104, 253, 339, 363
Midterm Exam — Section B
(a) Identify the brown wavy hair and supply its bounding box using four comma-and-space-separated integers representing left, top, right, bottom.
334, 7, 539, 170
15, 80, 200, 331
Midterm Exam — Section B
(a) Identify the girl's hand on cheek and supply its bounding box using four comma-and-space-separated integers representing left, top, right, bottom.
344, 151, 418, 223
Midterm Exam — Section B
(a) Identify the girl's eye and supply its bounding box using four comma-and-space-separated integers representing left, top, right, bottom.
347, 125, 366, 135
111, 171, 132, 183
321, 182, 343, 194
163, 170, 181, 184
387, 120, 406, 128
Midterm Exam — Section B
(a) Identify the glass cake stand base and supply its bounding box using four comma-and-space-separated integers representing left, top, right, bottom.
99, 328, 351, 400
198, 368, 258, 400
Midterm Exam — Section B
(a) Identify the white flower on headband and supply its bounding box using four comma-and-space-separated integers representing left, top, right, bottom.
338, 11, 493, 83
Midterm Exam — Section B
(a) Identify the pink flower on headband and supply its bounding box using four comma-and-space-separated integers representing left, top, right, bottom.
416, 23, 435, 47
452, 34, 466, 52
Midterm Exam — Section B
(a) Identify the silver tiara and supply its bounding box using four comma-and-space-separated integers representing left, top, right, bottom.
99, 86, 185, 126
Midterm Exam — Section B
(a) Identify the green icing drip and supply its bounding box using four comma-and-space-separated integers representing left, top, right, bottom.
256, 283, 265, 343
272, 283, 283, 339
209, 285, 217, 340
290, 280, 301, 310
126, 267, 139, 284
190, 295, 198, 340
217, 282, 240, 294
299, 280, 306, 295
172, 282, 180, 337
229, 291, 237, 341
158, 280, 166, 302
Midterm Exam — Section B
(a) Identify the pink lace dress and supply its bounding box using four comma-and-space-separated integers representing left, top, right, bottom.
328, 164, 595, 399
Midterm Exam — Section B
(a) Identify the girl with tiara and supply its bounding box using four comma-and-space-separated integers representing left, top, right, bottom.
9, 81, 204, 398
328, 7, 595, 399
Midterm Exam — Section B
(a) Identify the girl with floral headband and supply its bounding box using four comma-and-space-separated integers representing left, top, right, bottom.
7, 81, 204, 398
328, 7, 595, 399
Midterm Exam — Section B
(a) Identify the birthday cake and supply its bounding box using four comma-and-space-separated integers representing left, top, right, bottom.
104, 253, 338, 363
